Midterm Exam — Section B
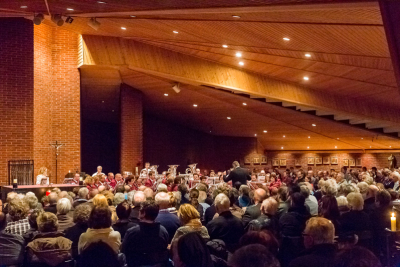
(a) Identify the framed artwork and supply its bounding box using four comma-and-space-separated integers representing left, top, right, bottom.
261, 156, 267, 165
308, 157, 315, 165
349, 159, 355, 167
253, 157, 260, 165
323, 157, 330, 165
356, 158, 362, 167
244, 156, 251, 165
295, 159, 302, 166
331, 157, 338, 165
343, 159, 349, 166
272, 159, 279, 167
280, 159, 287, 166
315, 157, 322, 165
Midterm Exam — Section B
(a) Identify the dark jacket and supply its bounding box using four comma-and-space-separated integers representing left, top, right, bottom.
44, 204, 57, 214
279, 206, 311, 237
122, 222, 169, 267
339, 210, 371, 234
289, 243, 336, 267
128, 206, 141, 223
0, 230, 25, 266
205, 204, 217, 225
277, 200, 290, 221
73, 199, 88, 208
23, 228, 39, 243
247, 214, 279, 235
363, 197, 376, 215
113, 219, 137, 239
155, 211, 180, 243
64, 223, 89, 259
57, 214, 75, 232
223, 167, 251, 189
242, 203, 261, 228
206, 210, 244, 252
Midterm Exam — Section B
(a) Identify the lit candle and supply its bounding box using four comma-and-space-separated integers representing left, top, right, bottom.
69, 170, 71, 173
13, 179, 17, 184
135, 167, 139, 175
391, 212, 396, 231
79, 177, 83, 181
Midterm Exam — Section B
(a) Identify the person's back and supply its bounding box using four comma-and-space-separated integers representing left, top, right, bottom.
338, 192, 371, 234
224, 161, 251, 189
279, 193, 311, 237
0, 211, 25, 266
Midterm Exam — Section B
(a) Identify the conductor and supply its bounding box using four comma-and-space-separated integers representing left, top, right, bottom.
223, 161, 251, 189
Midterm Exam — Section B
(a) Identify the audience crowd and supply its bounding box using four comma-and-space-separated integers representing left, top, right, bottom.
1, 164, 398, 267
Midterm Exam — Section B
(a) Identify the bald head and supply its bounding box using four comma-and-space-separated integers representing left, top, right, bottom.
155, 192, 170, 209
254, 188, 268, 204
367, 185, 379, 199
88, 189, 99, 199
133, 191, 146, 206
48, 192, 59, 205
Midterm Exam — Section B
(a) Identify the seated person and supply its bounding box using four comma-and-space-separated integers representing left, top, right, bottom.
339, 192, 371, 235
56, 198, 75, 232
247, 197, 279, 235
78, 240, 120, 267
5, 198, 30, 235
0, 211, 25, 266
172, 232, 214, 267
113, 200, 137, 239
23, 208, 42, 243
122, 200, 169, 267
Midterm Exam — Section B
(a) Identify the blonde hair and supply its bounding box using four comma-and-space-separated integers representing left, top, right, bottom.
323, 179, 338, 197
38, 167, 48, 176
261, 197, 278, 216
85, 176, 93, 185
357, 182, 369, 195
347, 192, 364, 211
93, 194, 108, 207
305, 217, 335, 244
336, 196, 348, 207
178, 203, 200, 225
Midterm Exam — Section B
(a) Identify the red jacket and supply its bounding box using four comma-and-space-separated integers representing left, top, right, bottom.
145, 178, 156, 189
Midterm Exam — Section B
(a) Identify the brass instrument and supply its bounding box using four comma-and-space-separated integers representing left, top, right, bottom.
167, 165, 179, 178
185, 163, 197, 175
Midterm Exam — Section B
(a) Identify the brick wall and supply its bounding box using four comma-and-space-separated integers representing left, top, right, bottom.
33, 23, 81, 183
0, 18, 34, 185
120, 84, 143, 173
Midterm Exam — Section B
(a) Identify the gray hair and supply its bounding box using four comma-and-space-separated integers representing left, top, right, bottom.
214, 193, 230, 212
157, 183, 168, 193
78, 187, 89, 199
347, 192, 364, 211
24, 194, 39, 209
57, 198, 72, 215
336, 196, 348, 207
155, 192, 170, 205
113, 193, 126, 206
127, 191, 135, 205
133, 191, 146, 206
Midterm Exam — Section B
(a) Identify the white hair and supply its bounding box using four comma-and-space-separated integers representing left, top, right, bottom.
323, 179, 338, 197
57, 198, 72, 215
155, 192, 170, 205
26, 192, 35, 197
113, 193, 126, 206
347, 192, 364, 211
214, 193, 230, 212
357, 182, 369, 195
78, 187, 89, 198
127, 191, 135, 205
133, 191, 146, 206
24, 194, 39, 209
157, 183, 168, 192
336, 196, 348, 207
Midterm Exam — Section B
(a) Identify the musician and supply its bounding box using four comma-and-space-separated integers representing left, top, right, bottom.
209, 170, 216, 177
98, 174, 110, 190
115, 173, 125, 187
93, 176, 101, 188
106, 173, 114, 183
189, 173, 201, 189
71, 173, 80, 185
85, 176, 97, 190
141, 162, 151, 176
36, 167, 49, 185
200, 176, 209, 189
125, 176, 136, 191
196, 168, 202, 177
144, 171, 157, 190
248, 174, 260, 190
92, 166, 105, 177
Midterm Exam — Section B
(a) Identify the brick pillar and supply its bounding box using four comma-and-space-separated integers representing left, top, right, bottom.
0, 18, 34, 185
120, 84, 143, 173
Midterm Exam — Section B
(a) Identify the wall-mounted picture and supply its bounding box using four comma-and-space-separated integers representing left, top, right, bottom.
253, 157, 260, 165
272, 159, 279, 167
280, 159, 287, 166
323, 157, 330, 165
308, 157, 315, 165
356, 158, 362, 167
315, 157, 322, 165
295, 159, 302, 166
261, 156, 267, 165
343, 159, 349, 166
349, 159, 355, 167
244, 156, 251, 165
331, 157, 338, 165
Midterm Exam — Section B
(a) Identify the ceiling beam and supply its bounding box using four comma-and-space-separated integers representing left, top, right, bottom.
379, 0, 400, 93
82, 35, 400, 125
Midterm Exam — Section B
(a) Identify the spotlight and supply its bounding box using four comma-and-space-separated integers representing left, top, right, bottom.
65, 16, 74, 24
88, 18, 100, 30
33, 13, 44, 25
51, 14, 64, 26
172, 83, 180, 93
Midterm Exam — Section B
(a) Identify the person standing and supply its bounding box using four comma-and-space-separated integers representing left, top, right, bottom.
92, 166, 105, 177
223, 161, 251, 190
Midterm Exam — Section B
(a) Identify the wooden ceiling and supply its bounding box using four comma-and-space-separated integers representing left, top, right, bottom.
3, 0, 400, 150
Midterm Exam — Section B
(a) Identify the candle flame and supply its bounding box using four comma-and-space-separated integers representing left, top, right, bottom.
392, 213, 395, 217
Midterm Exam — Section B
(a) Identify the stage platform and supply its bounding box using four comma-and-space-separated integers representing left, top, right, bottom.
1, 184, 83, 202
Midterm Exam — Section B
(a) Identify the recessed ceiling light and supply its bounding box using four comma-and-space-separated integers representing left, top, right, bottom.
390, 146, 392, 148
305, 53, 311, 58
235, 52, 242, 57
130, 15, 136, 18
337, 138, 339, 140
164, 93, 168, 96
97, 1, 106, 3
283, 135, 286, 138
227, 117, 231, 120
239, 62, 244, 66
243, 103, 247, 106
335, 146, 337, 149
173, 30, 179, 34
20, 6, 27, 8
254, 134, 257, 136
222, 45, 228, 48
370, 146, 372, 148
361, 138, 363, 139
283, 37, 290, 41
112, 110, 114, 112
281, 147, 284, 149
67, 8, 74, 11
308, 136, 310, 138
102, 101, 104, 103
193, 104, 198, 107
307, 147, 309, 149
312, 124, 316, 127
263, 130, 267, 133
232, 15, 241, 18
121, 27, 126, 30
303, 76, 309, 81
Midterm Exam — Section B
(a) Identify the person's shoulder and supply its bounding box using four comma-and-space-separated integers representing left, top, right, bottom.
0, 231, 25, 243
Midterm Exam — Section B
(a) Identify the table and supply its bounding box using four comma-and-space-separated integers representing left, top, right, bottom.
1, 184, 83, 202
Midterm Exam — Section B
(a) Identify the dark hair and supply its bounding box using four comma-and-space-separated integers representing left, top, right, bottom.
376, 190, 391, 206
288, 184, 301, 196
177, 232, 213, 267
334, 246, 382, 267
229, 188, 239, 207
115, 185, 125, 194
148, 171, 154, 177
28, 208, 43, 229
88, 206, 112, 229
79, 241, 120, 267
387, 189, 398, 201
228, 244, 280, 267
239, 231, 279, 256
125, 175, 134, 185
140, 200, 159, 221
278, 186, 288, 201
116, 200, 131, 220
174, 177, 181, 185
190, 189, 200, 207
291, 192, 305, 208
320, 195, 340, 222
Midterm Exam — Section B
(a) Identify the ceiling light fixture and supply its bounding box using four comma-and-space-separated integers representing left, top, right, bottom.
33, 13, 44, 25
239, 62, 244, 66
254, 134, 257, 136
164, 93, 168, 96
283, 135, 286, 138
193, 104, 198, 107
88, 18, 101, 30
281, 147, 284, 149
361, 138, 363, 139
243, 103, 247, 106
130, 15, 136, 18
307, 147, 309, 149
67, 8, 74, 11
222, 45, 228, 48
235, 52, 242, 57
51, 14, 64, 26
305, 53, 311, 58
65, 16, 74, 23
390, 146, 392, 148
308, 136, 310, 138
227, 117, 231, 120
337, 138, 339, 140
312, 124, 316, 127
172, 83, 180, 93
232, 15, 241, 18
121, 27, 126, 30
283, 37, 290, 41
303, 76, 309, 81
173, 30, 179, 34
335, 146, 337, 149
264, 130, 267, 133
20, 6, 27, 8
97, 1, 106, 3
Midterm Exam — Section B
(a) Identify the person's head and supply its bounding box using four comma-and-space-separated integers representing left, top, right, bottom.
37, 212, 58, 232
155, 192, 171, 210
320, 195, 340, 218
189, 188, 200, 207
157, 183, 168, 193
334, 246, 382, 267
139, 200, 159, 222
57, 198, 72, 215
9, 198, 29, 221
357, 182, 369, 198
346, 192, 364, 211
143, 188, 154, 200
79, 241, 120, 267
108, 172, 114, 179
376, 190, 391, 207
300, 184, 310, 198
28, 208, 43, 229
125, 175, 134, 185
93, 194, 108, 207
115, 173, 122, 182
232, 161, 240, 168
214, 193, 230, 214
303, 217, 335, 248
178, 203, 200, 225
172, 232, 213, 267
239, 231, 279, 256
291, 192, 305, 208
78, 187, 89, 199
148, 171, 154, 179
116, 200, 131, 220
73, 204, 91, 225
278, 186, 288, 202
193, 173, 199, 180
89, 205, 112, 229
228, 244, 280, 267
145, 162, 150, 169
261, 198, 278, 216
48, 192, 59, 205
24, 194, 39, 210
133, 191, 146, 206
113, 193, 125, 206
39, 167, 48, 176
239, 185, 250, 196
254, 188, 267, 204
